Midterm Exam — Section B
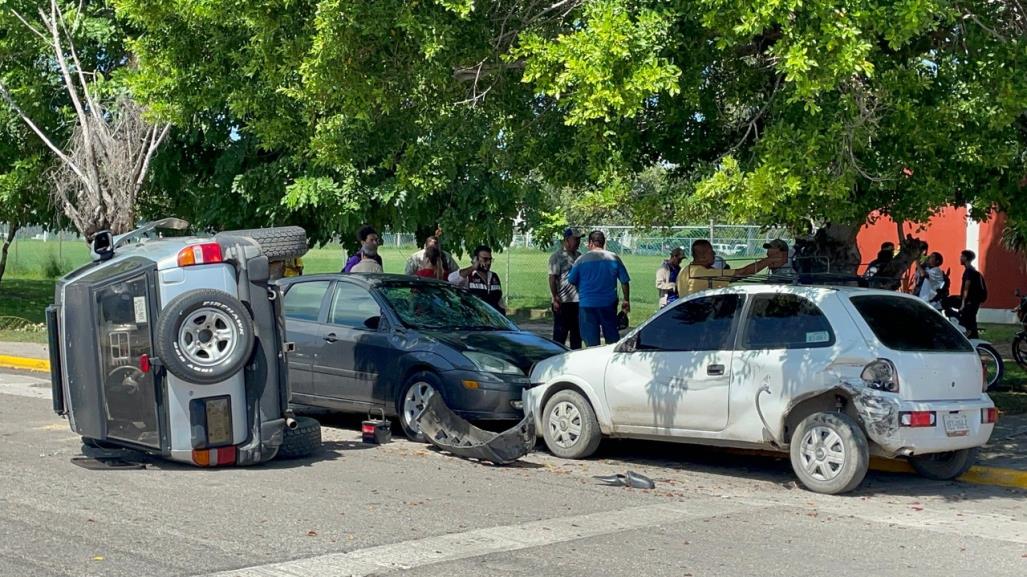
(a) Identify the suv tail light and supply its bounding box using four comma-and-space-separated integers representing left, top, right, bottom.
177, 243, 223, 267
192, 446, 236, 467
861, 359, 899, 393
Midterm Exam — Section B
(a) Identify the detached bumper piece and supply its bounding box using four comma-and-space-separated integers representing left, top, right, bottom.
416, 394, 535, 465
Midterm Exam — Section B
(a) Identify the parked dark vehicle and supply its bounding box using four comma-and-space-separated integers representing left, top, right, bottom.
277, 274, 567, 440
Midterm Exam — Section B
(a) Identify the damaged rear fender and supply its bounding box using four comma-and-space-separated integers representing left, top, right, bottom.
779, 383, 901, 453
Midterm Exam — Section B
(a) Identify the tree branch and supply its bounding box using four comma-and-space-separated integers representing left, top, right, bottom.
0, 80, 90, 183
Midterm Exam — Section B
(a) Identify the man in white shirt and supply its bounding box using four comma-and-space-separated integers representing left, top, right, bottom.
916, 252, 946, 308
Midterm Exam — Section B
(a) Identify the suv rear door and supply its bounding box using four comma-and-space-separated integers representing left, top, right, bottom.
847, 295, 982, 401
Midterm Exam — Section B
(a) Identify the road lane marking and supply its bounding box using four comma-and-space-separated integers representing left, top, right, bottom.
196, 499, 764, 577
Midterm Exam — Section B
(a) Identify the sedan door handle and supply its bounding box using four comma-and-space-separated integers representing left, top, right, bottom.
323, 333, 338, 343
707, 364, 725, 376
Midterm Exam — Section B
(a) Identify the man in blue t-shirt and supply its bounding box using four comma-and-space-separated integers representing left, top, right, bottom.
567, 230, 631, 346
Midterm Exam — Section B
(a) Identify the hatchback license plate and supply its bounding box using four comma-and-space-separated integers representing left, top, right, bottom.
943, 413, 969, 437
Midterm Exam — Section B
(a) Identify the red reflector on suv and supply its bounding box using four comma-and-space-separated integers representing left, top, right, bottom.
899, 411, 936, 427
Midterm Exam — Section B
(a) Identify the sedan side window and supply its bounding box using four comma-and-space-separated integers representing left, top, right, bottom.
283, 281, 330, 322
636, 294, 742, 351
742, 294, 835, 350
330, 283, 383, 330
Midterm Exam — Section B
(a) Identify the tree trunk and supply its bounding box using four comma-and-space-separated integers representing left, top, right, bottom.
794, 223, 862, 275
0, 222, 21, 287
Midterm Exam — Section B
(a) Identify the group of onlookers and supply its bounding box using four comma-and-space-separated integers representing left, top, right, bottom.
654, 238, 793, 307
865, 241, 988, 338
548, 229, 631, 349
339, 224, 988, 346
341, 225, 505, 314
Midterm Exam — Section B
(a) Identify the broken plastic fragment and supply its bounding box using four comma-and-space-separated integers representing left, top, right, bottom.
593, 471, 656, 489
415, 394, 535, 465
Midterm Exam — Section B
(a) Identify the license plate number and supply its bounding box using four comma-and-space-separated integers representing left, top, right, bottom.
943, 413, 969, 437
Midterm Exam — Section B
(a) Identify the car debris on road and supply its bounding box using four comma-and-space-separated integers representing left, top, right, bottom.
416, 394, 535, 465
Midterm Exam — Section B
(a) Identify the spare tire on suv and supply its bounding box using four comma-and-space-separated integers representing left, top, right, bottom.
218, 226, 308, 260
155, 289, 255, 385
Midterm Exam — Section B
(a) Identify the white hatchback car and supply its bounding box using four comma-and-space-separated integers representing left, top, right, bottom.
526, 285, 997, 494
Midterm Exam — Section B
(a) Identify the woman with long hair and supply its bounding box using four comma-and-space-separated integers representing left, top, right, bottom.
415, 242, 449, 279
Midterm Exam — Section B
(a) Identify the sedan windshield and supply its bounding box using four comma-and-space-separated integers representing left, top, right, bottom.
378, 282, 516, 331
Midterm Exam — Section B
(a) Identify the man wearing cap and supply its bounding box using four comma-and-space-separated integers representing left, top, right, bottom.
763, 239, 796, 283
549, 228, 583, 349
567, 230, 631, 347
656, 247, 684, 307
678, 239, 781, 297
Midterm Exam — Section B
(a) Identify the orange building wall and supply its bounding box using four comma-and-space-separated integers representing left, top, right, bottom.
858, 208, 968, 273
857, 208, 1027, 310
978, 213, 1025, 309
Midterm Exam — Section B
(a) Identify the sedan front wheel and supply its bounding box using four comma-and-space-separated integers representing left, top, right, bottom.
542, 390, 601, 459
397, 372, 439, 442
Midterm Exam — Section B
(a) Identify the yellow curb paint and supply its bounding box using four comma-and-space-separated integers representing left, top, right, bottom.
0, 355, 49, 373
959, 466, 1027, 490
870, 456, 1027, 490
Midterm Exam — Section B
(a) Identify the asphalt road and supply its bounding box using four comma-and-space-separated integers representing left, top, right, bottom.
1, 369, 1025, 577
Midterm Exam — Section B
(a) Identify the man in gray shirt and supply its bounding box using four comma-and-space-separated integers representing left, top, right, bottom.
548, 228, 583, 349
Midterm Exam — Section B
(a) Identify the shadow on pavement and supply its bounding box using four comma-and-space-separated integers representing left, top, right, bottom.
553, 437, 1025, 501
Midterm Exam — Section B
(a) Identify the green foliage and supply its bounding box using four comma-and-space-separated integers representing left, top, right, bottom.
513, 0, 681, 125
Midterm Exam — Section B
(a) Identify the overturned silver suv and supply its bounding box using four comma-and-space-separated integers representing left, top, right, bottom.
46, 218, 319, 466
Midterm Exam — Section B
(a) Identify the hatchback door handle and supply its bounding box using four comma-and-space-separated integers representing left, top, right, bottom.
707, 364, 725, 376
323, 333, 338, 343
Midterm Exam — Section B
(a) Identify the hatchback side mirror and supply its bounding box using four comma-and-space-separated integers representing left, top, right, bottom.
363, 316, 382, 330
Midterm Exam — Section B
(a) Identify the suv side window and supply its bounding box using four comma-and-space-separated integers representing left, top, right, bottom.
742, 294, 835, 349
283, 281, 330, 322
637, 294, 742, 351
329, 282, 383, 329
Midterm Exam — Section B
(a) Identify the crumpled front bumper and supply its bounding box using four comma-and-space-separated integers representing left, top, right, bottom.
416, 393, 535, 464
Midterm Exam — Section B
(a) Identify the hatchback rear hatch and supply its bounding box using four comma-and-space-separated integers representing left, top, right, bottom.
847, 294, 983, 401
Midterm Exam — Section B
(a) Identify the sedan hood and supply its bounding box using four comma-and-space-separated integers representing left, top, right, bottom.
422, 330, 566, 373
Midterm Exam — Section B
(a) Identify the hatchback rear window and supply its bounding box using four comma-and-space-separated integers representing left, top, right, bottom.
849, 295, 973, 352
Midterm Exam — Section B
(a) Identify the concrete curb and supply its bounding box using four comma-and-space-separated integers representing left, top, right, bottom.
1, 354, 1024, 490
869, 456, 1027, 490
0, 355, 49, 373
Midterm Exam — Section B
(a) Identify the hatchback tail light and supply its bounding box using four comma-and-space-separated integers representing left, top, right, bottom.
177, 242, 223, 267
899, 411, 936, 427
861, 359, 899, 393
982, 407, 998, 424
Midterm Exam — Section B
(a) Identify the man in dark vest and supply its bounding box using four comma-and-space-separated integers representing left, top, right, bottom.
449, 245, 505, 314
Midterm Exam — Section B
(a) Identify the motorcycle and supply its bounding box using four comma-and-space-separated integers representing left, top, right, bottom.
1013, 289, 1027, 371
942, 301, 1004, 391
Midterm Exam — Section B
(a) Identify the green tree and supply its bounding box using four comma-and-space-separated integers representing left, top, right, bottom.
115, 0, 1026, 271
